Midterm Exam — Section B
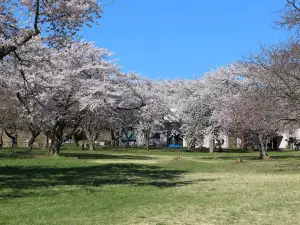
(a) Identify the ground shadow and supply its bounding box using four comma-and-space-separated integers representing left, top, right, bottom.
209, 156, 261, 160
0, 150, 156, 161
274, 163, 300, 172
0, 149, 45, 159
205, 155, 300, 161
266, 155, 300, 160
60, 152, 155, 160
0, 163, 193, 199
142, 178, 218, 188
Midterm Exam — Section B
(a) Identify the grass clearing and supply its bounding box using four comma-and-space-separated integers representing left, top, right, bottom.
2, 148, 300, 224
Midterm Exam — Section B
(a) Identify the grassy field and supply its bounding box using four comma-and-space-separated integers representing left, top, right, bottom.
2, 147, 300, 225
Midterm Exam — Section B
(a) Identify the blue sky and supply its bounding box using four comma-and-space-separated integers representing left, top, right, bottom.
82, 0, 289, 79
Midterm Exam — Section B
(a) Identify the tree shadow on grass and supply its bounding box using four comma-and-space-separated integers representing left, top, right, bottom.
267, 155, 300, 160
209, 155, 300, 161
60, 152, 156, 160
197, 155, 261, 160
0, 150, 156, 161
211, 156, 260, 160
143, 178, 218, 188
0, 163, 202, 199
0, 150, 42, 159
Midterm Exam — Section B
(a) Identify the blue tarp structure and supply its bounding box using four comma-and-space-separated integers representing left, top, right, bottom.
168, 144, 182, 149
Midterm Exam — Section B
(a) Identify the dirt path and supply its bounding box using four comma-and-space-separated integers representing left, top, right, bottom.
89, 154, 219, 165
89, 154, 174, 165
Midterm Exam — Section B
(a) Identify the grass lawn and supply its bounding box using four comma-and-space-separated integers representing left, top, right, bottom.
2, 147, 300, 225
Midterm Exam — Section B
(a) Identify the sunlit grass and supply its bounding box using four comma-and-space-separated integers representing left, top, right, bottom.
1, 147, 300, 224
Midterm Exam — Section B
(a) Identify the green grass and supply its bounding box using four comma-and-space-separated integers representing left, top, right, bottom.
2, 147, 300, 224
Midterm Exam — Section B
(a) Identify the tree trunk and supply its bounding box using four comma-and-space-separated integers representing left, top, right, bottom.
259, 147, 268, 159
48, 142, 61, 156
187, 138, 196, 150
84, 128, 100, 151
47, 148, 53, 155
144, 131, 149, 150
259, 135, 268, 159
47, 136, 56, 155
0, 30, 38, 60
110, 139, 115, 147
47, 135, 62, 155
72, 134, 79, 147
209, 134, 214, 153
44, 135, 49, 149
5, 130, 18, 148
52, 139, 62, 155
47, 121, 65, 155
27, 129, 41, 152
110, 129, 115, 146
124, 131, 130, 147
89, 140, 95, 151
0, 128, 3, 148
27, 137, 36, 152
72, 134, 76, 146
187, 142, 191, 150
110, 129, 121, 147
86, 135, 96, 151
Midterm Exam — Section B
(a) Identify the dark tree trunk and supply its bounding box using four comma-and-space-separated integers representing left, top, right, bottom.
27, 128, 41, 152
124, 131, 130, 147
110, 130, 122, 147
5, 130, 18, 148
72, 134, 79, 147
27, 131, 41, 152
0, 129, 3, 148
186, 138, 195, 150
27, 137, 35, 152
48, 121, 65, 155
110, 129, 115, 146
0, 30, 39, 60
216, 139, 223, 152
50, 138, 63, 155
144, 131, 149, 150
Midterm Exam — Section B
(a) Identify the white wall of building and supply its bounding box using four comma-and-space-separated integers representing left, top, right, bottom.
202, 134, 228, 149
279, 132, 289, 149
278, 128, 300, 149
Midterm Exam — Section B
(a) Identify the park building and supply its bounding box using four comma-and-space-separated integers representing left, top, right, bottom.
1, 122, 299, 150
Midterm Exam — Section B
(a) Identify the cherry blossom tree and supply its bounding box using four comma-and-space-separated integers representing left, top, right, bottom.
218, 88, 283, 159
2, 37, 120, 154
0, 90, 22, 147
3, 35, 162, 154
175, 65, 245, 152
241, 40, 300, 125
171, 79, 207, 149
136, 91, 169, 149
0, 0, 111, 59
80, 107, 112, 151
16, 92, 44, 151
276, 0, 300, 35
